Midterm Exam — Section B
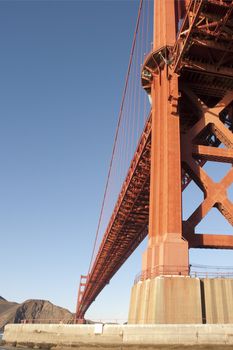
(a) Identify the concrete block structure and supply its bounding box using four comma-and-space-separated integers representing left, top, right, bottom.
128, 276, 233, 324
203, 279, 233, 324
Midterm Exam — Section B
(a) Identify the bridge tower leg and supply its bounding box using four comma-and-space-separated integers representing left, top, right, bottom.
141, 0, 189, 279
129, 0, 195, 324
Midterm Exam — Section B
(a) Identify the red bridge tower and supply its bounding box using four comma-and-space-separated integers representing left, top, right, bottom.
128, 0, 233, 324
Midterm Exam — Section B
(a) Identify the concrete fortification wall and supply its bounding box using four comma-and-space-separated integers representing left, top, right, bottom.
128, 276, 233, 324
3, 323, 233, 347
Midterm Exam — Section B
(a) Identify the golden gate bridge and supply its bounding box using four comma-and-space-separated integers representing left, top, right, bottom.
75, 0, 233, 323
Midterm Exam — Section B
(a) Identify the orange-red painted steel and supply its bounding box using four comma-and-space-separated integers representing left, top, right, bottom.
76, 0, 233, 321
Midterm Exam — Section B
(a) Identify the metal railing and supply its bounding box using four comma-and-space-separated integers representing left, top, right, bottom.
134, 264, 233, 284
190, 264, 233, 279
134, 265, 190, 284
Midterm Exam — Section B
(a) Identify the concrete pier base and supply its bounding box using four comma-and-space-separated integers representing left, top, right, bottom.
128, 276, 233, 324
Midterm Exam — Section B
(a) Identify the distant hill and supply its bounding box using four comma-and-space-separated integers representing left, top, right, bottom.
0, 298, 74, 331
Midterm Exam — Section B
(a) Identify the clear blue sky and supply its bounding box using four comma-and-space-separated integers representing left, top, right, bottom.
0, 0, 232, 323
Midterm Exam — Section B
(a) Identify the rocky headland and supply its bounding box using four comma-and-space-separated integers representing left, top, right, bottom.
0, 296, 74, 331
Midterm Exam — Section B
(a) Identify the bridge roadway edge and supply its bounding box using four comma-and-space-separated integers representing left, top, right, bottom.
3, 323, 233, 348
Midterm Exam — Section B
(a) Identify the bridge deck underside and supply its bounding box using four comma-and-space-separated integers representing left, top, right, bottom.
77, 116, 151, 318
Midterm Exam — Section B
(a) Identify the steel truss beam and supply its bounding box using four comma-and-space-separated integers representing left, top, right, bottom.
182, 91, 233, 247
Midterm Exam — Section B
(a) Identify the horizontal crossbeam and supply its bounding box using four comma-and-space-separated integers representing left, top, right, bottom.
192, 145, 233, 163
187, 233, 233, 249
